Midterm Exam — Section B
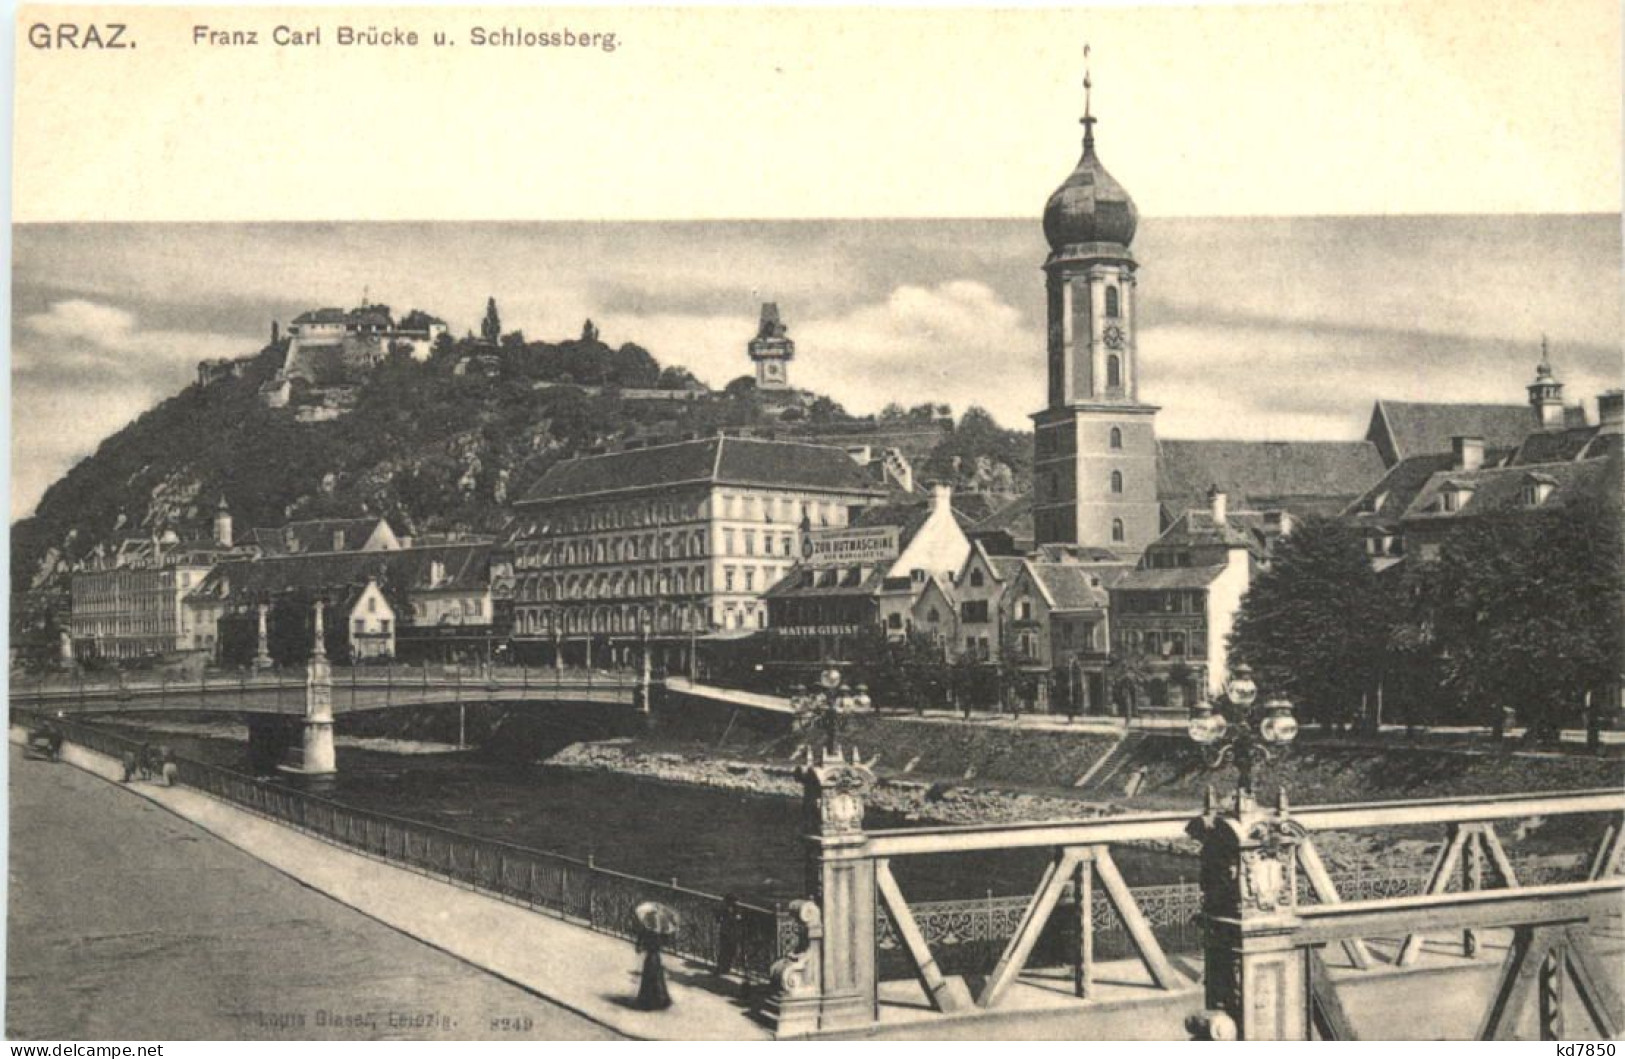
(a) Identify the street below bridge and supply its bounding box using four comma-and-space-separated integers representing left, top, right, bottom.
5, 746, 619, 1041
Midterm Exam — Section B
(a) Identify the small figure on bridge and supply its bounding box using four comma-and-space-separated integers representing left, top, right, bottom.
45, 724, 63, 762
714, 893, 744, 984
632, 901, 678, 1011
159, 746, 178, 787
120, 748, 138, 783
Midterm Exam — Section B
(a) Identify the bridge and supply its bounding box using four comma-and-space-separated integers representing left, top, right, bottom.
9, 665, 643, 717
12, 704, 1624, 1040
11, 656, 648, 777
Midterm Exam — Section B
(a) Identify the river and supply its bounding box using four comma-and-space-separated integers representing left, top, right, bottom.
98, 719, 1198, 903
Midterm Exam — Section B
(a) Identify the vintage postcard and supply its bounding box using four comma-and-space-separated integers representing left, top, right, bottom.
8, 0, 1623, 1046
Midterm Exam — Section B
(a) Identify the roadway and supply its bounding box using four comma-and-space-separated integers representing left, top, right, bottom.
5, 746, 619, 1041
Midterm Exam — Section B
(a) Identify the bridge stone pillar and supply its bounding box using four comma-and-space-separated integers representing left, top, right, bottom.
780, 748, 877, 1035
285, 601, 336, 776
254, 602, 273, 670
1191, 792, 1310, 1041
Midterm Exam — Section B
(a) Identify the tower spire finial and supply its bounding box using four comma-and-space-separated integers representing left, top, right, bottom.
1540, 332, 1551, 370
1080, 44, 1097, 151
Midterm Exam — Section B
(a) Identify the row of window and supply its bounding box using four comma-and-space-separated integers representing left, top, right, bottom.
517, 527, 803, 568
1116, 591, 1207, 615
525, 494, 849, 539
1116, 628, 1206, 658
516, 562, 794, 602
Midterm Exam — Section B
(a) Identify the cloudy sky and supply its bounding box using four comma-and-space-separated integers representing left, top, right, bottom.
12, 212, 1620, 519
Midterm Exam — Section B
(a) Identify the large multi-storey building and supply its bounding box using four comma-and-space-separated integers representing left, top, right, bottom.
510, 436, 887, 667
69, 504, 244, 659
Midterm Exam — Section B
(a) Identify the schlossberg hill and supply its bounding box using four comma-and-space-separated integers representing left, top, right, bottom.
10, 326, 1032, 625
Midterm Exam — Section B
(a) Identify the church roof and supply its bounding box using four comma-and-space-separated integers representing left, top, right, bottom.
1157, 440, 1386, 517
1367, 400, 1535, 464
517, 436, 886, 506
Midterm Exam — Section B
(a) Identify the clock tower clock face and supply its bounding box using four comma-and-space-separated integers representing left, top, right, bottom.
1103, 324, 1126, 351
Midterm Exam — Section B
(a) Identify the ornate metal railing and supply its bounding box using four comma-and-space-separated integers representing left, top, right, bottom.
873, 855, 1589, 979
17, 711, 783, 981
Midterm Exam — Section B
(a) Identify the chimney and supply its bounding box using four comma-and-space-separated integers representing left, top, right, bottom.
930, 481, 953, 512
1598, 390, 1624, 436
1451, 435, 1484, 471
1207, 484, 1227, 523
214, 496, 233, 547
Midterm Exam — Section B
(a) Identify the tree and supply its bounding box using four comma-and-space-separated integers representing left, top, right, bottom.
657, 365, 701, 391
1229, 517, 1389, 729
723, 375, 758, 399
1106, 644, 1155, 722
481, 297, 502, 344
581, 318, 600, 343
808, 395, 845, 423
1425, 495, 1623, 745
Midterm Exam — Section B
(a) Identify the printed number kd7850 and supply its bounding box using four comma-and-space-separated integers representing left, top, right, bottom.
1556, 1044, 1614, 1057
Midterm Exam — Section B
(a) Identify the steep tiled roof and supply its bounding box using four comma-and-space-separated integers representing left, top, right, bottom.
1343, 452, 1458, 525
188, 543, 493, 605
247, 517, 393, 556
1026, 562, 1110, 612
1157, 440, 1386, 516
1508, 425, 1600, 467
518, 437, 885, 505
1401, 453, 1621, 523
1111, 565, 1227, 591
1368, 401, 1535, 464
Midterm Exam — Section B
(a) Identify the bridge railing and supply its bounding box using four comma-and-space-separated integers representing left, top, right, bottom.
10, 664, 642, 715
15, 710, 783, 982
781, 757, 1625, 1038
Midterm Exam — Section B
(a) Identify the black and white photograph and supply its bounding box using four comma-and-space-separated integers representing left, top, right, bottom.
6, 0, 1623, 1044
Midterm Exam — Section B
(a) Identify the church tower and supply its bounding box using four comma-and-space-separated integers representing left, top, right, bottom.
748, 302, 795, 391
1528, 335, 1566, 431
1031, 62, 1161, 554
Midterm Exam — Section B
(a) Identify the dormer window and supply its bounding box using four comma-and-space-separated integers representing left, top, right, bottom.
1439, 481, 1475, 514
1522, 474, 1557, 507
970, 568, 985, 588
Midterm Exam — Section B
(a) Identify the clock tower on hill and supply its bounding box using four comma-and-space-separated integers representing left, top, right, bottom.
1031, 67, 1161, 556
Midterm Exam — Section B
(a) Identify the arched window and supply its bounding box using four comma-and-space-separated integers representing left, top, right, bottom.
1112, 519, 1125, 543
1111, 471, 1124, 495
1107, 355, 1122, 390
1105, 285, 1120, 318
1109, 427, 1122, 450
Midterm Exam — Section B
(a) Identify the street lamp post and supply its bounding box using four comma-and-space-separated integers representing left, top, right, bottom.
1185, 664, 1298, 809
1186, 663, 1308, 1041
790, 665, 871, 755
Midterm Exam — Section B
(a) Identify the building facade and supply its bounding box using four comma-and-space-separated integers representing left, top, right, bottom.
1109, 489, 1277, 708
511, 436, 886, 666
764, 484, 972, 661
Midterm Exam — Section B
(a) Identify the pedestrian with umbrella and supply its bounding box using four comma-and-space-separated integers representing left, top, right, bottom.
632, 901, 679, 1011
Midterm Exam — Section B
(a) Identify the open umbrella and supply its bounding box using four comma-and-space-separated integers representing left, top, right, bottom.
634, 901, 680, 937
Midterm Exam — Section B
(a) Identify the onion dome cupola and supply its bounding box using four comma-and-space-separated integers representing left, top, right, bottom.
1042, 62, 1138, 257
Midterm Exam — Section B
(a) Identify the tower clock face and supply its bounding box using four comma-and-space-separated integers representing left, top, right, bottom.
1103, 324, 1126, 350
